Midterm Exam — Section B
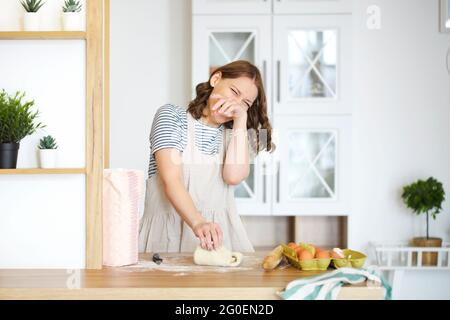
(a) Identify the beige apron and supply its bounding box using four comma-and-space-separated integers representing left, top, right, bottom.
139, 111, 255, 253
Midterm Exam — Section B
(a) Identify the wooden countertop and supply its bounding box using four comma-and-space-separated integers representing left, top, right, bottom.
0, 252, 384, 300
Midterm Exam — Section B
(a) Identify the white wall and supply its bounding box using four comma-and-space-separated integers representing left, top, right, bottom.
350, 0, 450, 298
0, 0, 86, 268
109, 0, 191, 172
110, 0, 450, 298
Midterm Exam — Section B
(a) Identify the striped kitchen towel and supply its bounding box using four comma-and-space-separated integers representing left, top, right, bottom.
278, 267, 392, 300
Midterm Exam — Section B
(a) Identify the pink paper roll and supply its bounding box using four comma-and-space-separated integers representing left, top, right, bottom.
103, 168, 145, 267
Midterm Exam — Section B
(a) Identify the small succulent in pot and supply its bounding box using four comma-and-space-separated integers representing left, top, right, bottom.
62, 0, 83, 31
21, 0, 46, 12
20, 0, 46, 31
38, 135, 58, 150
62, 0, 82, 12
38, 135, 58, 169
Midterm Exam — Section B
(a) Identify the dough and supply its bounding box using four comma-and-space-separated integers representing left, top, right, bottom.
193, 245, 243, 267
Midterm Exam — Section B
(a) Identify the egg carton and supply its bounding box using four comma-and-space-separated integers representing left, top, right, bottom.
281, 244, 367, 271
281, 244, 331, 271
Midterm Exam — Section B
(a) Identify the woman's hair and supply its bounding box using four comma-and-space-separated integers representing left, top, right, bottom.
187, 60, 274, 154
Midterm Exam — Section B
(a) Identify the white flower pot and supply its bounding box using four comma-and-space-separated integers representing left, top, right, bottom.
62, 12, 82, 31
23, 12, 40, 31
39, 149, 58, 168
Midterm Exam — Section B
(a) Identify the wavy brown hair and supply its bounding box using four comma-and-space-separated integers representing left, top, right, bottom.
187, 60, 274, 154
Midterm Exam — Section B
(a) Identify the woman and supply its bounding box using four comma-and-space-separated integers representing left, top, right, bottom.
139, 60, 274, 253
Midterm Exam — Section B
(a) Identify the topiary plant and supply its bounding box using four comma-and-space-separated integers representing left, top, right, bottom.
38, 135, 58, 150
0, 89, 45, 144
62, 0, 82, 12
401, 177, 446, 239
20, 0, 46, 12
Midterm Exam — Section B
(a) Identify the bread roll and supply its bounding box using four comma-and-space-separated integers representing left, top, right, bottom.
262, 245, 284, 270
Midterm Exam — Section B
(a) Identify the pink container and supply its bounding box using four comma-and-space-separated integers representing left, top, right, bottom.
103, 168, 145, 267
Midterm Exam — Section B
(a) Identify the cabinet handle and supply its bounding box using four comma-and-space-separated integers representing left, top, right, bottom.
276, 160, 280, 203
447, 47, 450, 75
262, 162, 266, 203
262, 59, 267, 89
276, 60, 281, 103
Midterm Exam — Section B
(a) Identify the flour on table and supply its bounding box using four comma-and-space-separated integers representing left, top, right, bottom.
110, 253, 262, 273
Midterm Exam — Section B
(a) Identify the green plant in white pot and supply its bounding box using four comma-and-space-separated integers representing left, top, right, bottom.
20, 0, 46, 31
38, 135, 58, 168
0, 89, 45, 169
62, 0, 82, 31
401, 177, 446, 266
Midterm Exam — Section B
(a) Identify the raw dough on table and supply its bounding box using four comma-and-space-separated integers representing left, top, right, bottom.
193, 245, 243, 267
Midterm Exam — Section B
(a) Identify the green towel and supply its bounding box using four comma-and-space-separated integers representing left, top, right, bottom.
278, 267, 392, 300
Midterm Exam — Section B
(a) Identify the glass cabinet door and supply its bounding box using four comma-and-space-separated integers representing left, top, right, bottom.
272, 115, 351, 216
273, 14, 352, 115
192, 15, 272, 215
273, 0, 352, 14
193, 0, 272, 15
209, 31, 256, 76
288, 29, 337, 99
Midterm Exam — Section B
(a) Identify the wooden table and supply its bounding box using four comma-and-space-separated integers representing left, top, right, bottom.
0, 252, 384, 300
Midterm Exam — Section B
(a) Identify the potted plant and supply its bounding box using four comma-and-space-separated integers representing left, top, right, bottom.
0, 89, 45, 169
20, 0, 46, 31
38, 135, 58, 168
402, 177, 446, 266
62, 0, 82, 31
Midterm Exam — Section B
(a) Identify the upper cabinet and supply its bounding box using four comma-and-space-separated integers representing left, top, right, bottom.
192, 0, 352, 15
191, 0, 353, 216
273, 14, 352, 115
273, 0, 352, 14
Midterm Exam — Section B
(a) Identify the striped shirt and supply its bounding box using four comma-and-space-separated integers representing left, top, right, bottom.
148, 104, 225, 178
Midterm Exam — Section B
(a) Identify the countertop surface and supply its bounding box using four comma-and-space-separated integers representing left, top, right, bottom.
0, 251, 384, 299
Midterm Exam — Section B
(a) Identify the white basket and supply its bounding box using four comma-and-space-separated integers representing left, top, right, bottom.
370, 241, 450, 270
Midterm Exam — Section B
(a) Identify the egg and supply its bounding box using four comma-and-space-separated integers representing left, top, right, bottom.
316, 250, 330, 259
299, 243, 316, 257
299, 250, 314, 261
287, 242, 297, 249
295, 247, 303, 258
331, 248, 345, 259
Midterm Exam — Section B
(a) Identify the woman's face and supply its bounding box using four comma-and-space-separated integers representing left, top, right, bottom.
206, 72, 258, 124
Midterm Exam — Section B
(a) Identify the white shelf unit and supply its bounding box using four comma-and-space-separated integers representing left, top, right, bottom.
371, 242, 450, 270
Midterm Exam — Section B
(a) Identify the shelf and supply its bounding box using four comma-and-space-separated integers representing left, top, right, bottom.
0, 31, 86, 40
371, 241, 450, 270
0, 168, 86, 175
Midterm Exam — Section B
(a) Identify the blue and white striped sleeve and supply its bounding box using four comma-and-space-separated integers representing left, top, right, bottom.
149, 104, 186, 155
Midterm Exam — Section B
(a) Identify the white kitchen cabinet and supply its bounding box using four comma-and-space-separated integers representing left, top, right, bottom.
273, 14, 352, 115
272, 115, 352, 215
193, 0, 272, 15
192, 14, 273, 215
192, 2, 352, 217
273, 0, 352, 14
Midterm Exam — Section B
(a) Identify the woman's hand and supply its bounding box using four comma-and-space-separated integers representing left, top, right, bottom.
210, 93, 249, 122
192, 219, 223, 250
